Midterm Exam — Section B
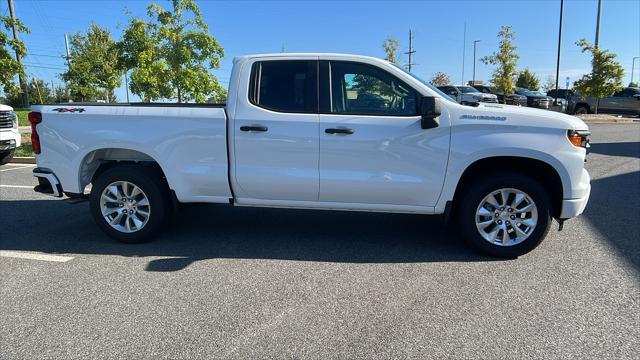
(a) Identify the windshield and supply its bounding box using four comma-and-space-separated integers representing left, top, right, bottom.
392, 64, 456, 103
516, 87, 535, 96
457, 86, 479, 93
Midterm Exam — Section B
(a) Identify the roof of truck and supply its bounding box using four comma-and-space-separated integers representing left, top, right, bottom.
234, 53, 388, 63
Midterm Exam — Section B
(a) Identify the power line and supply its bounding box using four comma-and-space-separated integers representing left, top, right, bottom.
25, 53, 66, 59
24, 63, 67, 70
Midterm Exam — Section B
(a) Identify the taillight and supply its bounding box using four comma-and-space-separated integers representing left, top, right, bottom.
28, 112, 42, 154
567, 129, 590, 151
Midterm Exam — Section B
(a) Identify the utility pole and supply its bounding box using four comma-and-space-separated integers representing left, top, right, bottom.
632, 57, 639, 86
404, 29, 416, 72
461, 22, 466, 85
125, 71, 130, 103
554, 0, 564, 104
7, 0, 29, 107
595, 0, 602, 48
472, 40, 480, 85
64, 34, 71, 70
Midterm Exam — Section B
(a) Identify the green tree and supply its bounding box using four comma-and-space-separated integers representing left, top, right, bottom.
382, 36, 400, 65
0, 15, 29, 97
61, 23, 122, 102
481, 25, 519, 103
119, 0, 225, 103
572, 39, 624, 114
5, 78, 55, 106
429, 72, 451, 86
516, 68, 540, 90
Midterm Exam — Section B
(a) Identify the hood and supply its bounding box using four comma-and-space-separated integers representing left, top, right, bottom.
464, 102, 589, 130
467, 92, 497, 99
0, 104, 14, 112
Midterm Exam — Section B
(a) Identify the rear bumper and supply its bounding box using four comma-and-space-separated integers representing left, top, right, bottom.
33, 168, 63, 197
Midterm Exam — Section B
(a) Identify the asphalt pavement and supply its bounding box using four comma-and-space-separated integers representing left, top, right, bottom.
1, 123, 639, 359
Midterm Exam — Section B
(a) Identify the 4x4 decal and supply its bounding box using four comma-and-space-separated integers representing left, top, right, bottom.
52, 108, 86, 113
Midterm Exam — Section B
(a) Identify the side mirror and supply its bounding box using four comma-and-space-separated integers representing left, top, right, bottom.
420, 96, 441, 129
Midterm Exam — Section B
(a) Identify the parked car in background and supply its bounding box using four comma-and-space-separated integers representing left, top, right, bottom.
437, 85, 498, 105
547, 88, 574, 100
473, 85, 527, 106
516, 88, 553, 109
0, 104, 21, 165
570, 87, 640, 115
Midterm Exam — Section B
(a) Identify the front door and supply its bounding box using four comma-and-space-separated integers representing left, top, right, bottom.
318, 61, 450, 207
233, 59, 319, 201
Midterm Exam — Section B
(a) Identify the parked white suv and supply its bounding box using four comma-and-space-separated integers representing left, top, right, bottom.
0, 104, 21, 165
29, 53, 591, 257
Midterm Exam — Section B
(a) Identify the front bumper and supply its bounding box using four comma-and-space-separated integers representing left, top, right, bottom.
560, 170, 591, 219
33, 168, 63, 197
0, 129, 21, 150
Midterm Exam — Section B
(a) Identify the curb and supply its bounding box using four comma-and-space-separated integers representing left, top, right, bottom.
10, 157, 36, 164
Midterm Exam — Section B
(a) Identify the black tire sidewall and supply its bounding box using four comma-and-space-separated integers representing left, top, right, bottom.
458, 173, 552, 258
89, 165, 168, 243
574, 106, 588, 115
0, 149, 15, 165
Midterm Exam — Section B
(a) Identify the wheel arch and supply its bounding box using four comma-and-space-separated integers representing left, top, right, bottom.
78, 148, 170, 193
450, 156, 564, 219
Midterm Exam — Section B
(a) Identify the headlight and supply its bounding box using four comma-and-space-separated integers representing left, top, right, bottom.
11, 112, 18, 129
472, 95, 481, 100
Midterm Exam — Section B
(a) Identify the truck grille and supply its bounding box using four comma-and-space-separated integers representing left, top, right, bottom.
0, 111, 16, 129
481, 98, 499, 103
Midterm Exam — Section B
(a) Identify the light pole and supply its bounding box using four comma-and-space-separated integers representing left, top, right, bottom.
554, 0, 564, 104
472, 40, 480, 85
631, 57, 639, 86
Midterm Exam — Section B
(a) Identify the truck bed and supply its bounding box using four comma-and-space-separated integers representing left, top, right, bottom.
31, 104, 233, 203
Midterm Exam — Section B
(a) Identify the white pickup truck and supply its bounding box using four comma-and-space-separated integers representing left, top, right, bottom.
29, 53, 591, 257
0, 104, 21, 165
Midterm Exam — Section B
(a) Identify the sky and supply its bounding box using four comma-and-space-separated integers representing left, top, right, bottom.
3, 0, 639, 102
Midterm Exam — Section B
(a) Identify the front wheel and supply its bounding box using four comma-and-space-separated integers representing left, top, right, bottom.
89, 165, 170, 243
457, 173, 552, 258
574, 105, 589, 115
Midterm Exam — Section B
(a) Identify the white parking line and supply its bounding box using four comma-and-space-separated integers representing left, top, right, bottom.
0, 185, 33, 189
0, 250, 74, 263
0, 165, 36, 172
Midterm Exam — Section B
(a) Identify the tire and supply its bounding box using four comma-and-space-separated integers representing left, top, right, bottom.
0, 149, 15, 165
457, 172, 552, 258
574, 105, 589, 115
89, 164, 170, 243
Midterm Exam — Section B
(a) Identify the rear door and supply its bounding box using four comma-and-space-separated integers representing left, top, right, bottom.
232, 59, 320, 201
318, 60, 450, 207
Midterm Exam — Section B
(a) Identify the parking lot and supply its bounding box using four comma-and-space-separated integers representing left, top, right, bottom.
1, 123, 638, 359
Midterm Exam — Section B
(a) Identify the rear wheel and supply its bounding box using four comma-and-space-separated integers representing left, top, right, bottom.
0, 149, 15, 165
89, 165, 169, 243
457, 172, 552, 258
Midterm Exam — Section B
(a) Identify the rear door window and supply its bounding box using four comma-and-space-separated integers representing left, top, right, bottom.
249, 60, 318, 113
